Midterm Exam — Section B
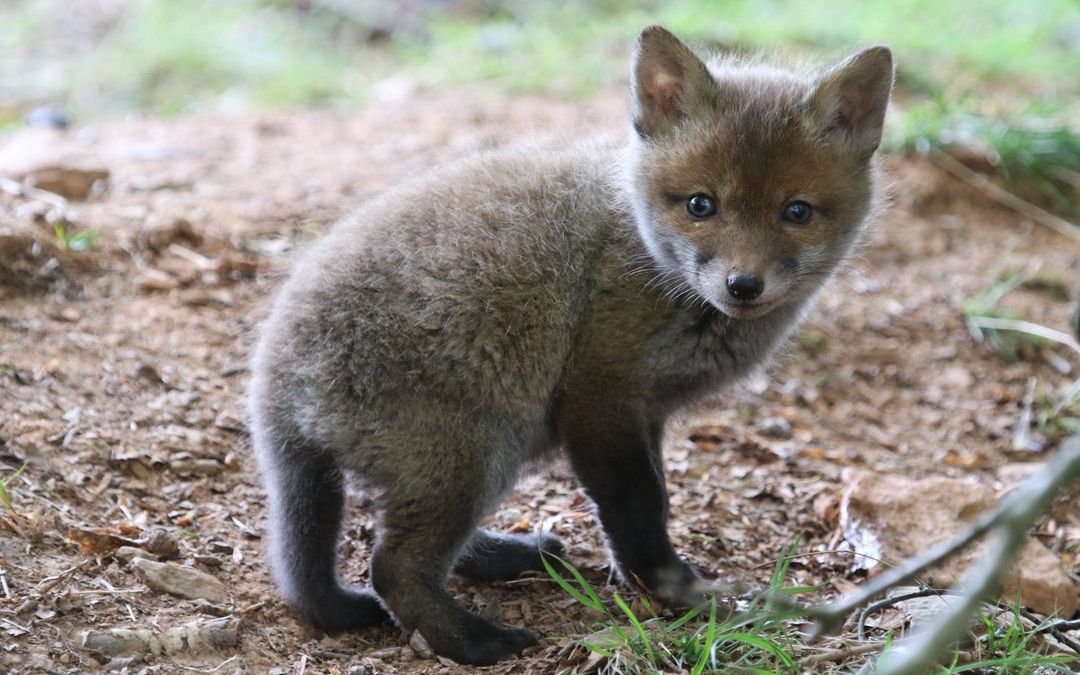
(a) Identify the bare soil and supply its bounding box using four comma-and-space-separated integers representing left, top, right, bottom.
1, 90, 1078, 674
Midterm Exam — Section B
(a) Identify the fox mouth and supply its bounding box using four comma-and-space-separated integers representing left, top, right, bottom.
712, 298, 777, 320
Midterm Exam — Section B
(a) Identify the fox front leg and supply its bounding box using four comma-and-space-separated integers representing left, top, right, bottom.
560, 405, 704, 608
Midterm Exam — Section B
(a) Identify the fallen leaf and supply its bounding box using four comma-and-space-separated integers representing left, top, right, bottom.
67, 527, 141, 556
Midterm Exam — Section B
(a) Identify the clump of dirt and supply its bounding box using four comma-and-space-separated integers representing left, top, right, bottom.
0, 91, 1078, 674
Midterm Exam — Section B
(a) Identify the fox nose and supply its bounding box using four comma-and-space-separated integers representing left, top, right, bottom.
726, 274, 764, 301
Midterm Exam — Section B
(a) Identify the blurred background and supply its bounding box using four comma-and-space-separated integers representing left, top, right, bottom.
3, 3, 1080, 673
1, 0, 1078, 217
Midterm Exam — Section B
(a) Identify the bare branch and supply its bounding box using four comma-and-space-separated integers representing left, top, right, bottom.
929, 149, 1080, 245
808, 436, 1080, 674
966, 316, 1080, 356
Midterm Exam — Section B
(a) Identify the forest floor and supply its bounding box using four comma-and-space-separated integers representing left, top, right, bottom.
1, 91, 1079, 674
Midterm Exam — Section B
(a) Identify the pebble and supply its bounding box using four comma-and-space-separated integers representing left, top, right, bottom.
145, 529, 181, 560
136, 268, 179, 291
759, 416, 793, 440
114, 546, 154, 564
131, 558, 227, 603
25, 106, 69, 130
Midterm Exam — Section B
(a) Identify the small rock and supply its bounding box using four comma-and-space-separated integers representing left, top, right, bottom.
136, 268, 178, 292
26, 107, 70, 130
194, 555, 223, 568
207, 540, 234, 555
14, 598, 39, 616
408, 630, 434, 659
171, 458, 223, 476
144, 529, 181, 560
131, 558, 227, 603
77, 617, 239, 658
132, 362, 165, 385
758, 416, 793, 440
114, 546, 154, 564
1003, 540, 1078, 618
136, 215, 203, 254
25, 165, 108, 200
940, 365, 973, 390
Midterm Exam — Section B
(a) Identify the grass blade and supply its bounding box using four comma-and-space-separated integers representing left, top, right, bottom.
691, 596, 719, 675
613, 591, 656, 665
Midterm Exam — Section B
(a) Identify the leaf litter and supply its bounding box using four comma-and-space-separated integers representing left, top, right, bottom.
0, 90, 1078, 673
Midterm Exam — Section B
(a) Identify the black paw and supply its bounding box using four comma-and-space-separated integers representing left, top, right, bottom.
307, 587, 391, 633
421, 609, 540, 665
632, 560, 709, 611
449, 622, 537, 665
455, 529, 566, 582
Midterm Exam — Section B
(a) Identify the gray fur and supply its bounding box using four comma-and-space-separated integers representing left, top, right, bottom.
248, 25, 893, 665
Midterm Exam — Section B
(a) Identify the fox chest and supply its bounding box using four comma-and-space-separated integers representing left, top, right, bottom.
641, 311, 789, 409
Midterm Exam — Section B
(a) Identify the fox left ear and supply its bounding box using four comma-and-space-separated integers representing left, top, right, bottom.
808, 46, 893, 156
631, 26, 718, 138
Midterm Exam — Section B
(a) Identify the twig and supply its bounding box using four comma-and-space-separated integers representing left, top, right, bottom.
295, 653, 308, 675
817, 436, 1080, 675
802, 641, 888, 665
966, 316, 1080, 356
1033, 616, 1080, 653
235, 600, 267, 614
1049, 619, 1080, 632
854, 586, 1080, 655
856, 587, 964, 641
174, 655, 240, 673
929, 149, 1080, 244
807, 506, 1001, 639
0, 617, 30, 634
1013, 377, 1037, 452
0, 565, 9, 599
742, 548, 896, 575
36, 559, 91, 594
166, 243, 216, 269
1052, 376, 1080, 417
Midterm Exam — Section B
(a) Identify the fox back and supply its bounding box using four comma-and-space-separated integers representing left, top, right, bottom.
248, 26, 892, 665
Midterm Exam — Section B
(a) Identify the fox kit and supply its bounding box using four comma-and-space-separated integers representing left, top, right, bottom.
249, 26, 892, 665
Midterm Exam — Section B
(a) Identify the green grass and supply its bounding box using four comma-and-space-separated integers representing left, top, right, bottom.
53, 223, 100, 252
932, 603, 1077, 674
543, 542, 1078, 673
890, 103, 1080, 217
394, 0, 1080, 99
0, 463, 27, 509
541, 545, 807, 673
1, 0, 1076, 216
71, 0, 366, 116
4, 0, 1078, 110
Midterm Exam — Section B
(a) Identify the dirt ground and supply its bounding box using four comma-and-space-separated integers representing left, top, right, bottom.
1, 90, 1078, 674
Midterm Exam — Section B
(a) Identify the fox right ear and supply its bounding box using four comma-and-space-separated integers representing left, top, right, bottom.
808, 46, 894, 157
631, 26, 717, 138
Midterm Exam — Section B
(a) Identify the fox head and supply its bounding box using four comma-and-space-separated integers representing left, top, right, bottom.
625, 26, 893, 320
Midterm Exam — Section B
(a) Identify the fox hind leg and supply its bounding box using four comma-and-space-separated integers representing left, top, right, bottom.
454, 528, 565, 582
259, 434, 390, 632
371, 491, 536, 665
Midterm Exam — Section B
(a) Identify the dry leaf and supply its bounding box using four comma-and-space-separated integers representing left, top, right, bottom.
67, 527, 141, 556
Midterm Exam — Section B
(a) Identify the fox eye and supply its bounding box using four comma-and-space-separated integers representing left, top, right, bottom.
686, 194, 717, 219
783, 200, 813, 225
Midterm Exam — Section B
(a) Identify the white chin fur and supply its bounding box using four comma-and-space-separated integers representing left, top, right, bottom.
707, 296, 779, 320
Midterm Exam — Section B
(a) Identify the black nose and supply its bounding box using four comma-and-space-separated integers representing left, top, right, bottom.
726, 274, 764, 300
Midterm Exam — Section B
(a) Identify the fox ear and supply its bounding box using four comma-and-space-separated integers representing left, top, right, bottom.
808, 46, 893, 156
631, 26, 717, 138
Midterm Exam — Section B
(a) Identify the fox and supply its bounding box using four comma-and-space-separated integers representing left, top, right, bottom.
247, 26, 893, 665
